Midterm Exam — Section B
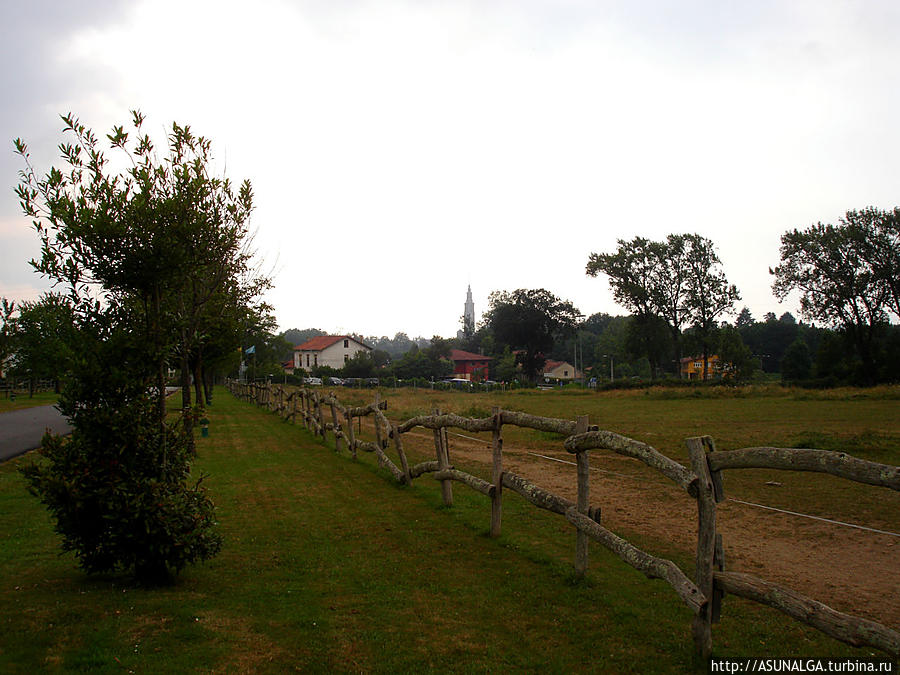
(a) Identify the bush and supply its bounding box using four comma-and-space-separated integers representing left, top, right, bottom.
20, 323, 221, 584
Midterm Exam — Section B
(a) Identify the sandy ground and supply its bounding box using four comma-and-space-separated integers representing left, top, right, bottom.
393, 424, 900, 630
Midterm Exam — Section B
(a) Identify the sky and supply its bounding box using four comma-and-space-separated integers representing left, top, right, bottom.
2, 0, 899, 339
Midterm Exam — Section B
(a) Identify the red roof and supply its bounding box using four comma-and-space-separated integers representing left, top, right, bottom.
294, 335, 372, 352
450, 349, 492, 362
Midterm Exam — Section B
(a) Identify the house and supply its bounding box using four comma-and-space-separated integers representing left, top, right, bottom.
541, 360, 581, 382
680, 354, 730, 380
449, 349, 492, 382
293, 335, 372, 371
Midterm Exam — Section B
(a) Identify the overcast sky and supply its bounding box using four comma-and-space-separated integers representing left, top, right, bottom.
3, 1, 899, 339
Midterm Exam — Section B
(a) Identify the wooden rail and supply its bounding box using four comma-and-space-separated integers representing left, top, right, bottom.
226, 380, 900, 661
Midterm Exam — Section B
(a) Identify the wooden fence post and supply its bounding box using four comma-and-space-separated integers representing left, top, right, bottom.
687, 435, 718, 661
574, 415, 590, 576
315, 392, 325, 439
373, 394, 384, 463
433, 408, 453, 507
330, 398, 343, 452
345, 409, 357, 459
491, 407, 503, 538
394, 428, 411, 484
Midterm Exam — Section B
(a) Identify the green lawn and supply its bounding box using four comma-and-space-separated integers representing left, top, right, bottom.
0, 391, 58, 413
0, 387, 893, 673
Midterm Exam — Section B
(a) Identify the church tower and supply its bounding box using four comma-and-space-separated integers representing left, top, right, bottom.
458, 285, 475, 339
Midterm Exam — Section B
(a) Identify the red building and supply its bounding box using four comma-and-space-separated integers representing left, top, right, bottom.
449, 349, 492, 382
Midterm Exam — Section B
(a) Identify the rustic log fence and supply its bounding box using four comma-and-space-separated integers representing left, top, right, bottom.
226, 380, 900, 661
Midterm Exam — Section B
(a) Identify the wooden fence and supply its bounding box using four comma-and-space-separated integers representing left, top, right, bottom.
226, 380, 900, 661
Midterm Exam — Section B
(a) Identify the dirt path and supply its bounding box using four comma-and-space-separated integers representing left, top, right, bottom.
396, 424, 900, 629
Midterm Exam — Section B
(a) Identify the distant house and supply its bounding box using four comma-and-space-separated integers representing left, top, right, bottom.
680, 355, 730, 380
449, 349, 492, 382
541, 360, 581, 382
294, 335, 372, 371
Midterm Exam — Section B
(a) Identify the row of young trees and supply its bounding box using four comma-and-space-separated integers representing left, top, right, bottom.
10, 112, 270, 582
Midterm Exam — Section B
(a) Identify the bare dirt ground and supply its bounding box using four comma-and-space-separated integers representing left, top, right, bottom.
394, 424, 900, 630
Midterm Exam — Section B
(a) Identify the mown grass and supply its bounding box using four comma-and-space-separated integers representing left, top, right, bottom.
0, 387, 895, 672
0, 391, 59, 413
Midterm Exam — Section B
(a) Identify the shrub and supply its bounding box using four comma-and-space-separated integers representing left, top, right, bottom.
21, 323, 221, 584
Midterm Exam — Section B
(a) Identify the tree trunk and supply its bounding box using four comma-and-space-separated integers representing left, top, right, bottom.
192, 354, 203, 409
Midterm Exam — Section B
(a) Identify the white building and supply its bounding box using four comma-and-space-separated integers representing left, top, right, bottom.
293, 335, 372, 371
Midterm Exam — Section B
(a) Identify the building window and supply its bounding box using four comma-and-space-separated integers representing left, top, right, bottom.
344, 339, 349, 348
306, 354, 310, 368
344, 354, 349, 363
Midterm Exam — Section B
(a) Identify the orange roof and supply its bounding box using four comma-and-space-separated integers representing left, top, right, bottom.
450, 349, 492, 362
294, 335, 373, 352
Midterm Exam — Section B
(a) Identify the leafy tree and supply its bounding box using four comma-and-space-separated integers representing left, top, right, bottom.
392, 338, 453, 381
12, 111, 265, 581
845, 207, 900, 320
0, 298, 15, 380
9, 293, 77, 394
588, 234, 738, 377
735, 307, 755, 329
493, 346, 518, 382
682, 234, 740, 379
343, 351, 377, 378
781, 337, 812, 382
587, 237, 685, 370
483, 289, 581, 382
717, 325, 758, 381
771, 210, 893, 384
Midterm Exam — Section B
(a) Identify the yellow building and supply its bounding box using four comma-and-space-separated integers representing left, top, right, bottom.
680, 355, 730, 380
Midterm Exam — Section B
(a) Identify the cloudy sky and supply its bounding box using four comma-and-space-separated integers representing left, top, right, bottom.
3, 1, 899, 338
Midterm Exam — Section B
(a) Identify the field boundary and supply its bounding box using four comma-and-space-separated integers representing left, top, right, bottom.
227, 380, 900, 661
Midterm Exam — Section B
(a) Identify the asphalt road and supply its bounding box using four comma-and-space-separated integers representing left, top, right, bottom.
0, 405, 71, 462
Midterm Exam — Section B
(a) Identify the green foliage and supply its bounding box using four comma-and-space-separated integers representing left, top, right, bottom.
781, 338, 813, 382
10, 111, 263, 581
717, 325, 759, 381
587, 234, 739, 375
771, 207, 899, 383
483, 288, 581, 382
8, 293, 77, 390
392, 338, 454, 381
0, 298, 14, 377
20, 318, 221, 583
342, 350, 376, 378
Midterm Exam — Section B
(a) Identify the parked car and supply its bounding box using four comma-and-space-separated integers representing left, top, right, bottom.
303, 377, 323, 386
327, 377, 344, 386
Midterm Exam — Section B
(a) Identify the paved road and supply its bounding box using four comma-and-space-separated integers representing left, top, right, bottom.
0, 406, 71, 462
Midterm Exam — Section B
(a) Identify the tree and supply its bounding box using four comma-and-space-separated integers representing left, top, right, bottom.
781, 337, 812, 382
9, 293, 77, 394
845, 207, 900, 321
0, 299, 15, 380
482, 289, 581, 382
717, 325, 758, 381
587, 234, 737, 377
682, 234, 740, 380
771, 212, 891, 384
12, 111, 266, 581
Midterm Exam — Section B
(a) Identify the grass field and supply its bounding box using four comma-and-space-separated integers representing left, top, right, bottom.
0, 386, 896, 672
0, 391, 59, 413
